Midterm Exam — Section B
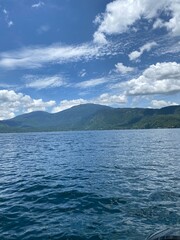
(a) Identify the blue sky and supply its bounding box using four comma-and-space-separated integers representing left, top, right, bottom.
0, 0, 180, 119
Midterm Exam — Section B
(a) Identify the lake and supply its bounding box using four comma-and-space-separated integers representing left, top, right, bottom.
0, 129, 179, 240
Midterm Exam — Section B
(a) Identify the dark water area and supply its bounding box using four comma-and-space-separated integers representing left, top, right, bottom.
0, 129, 180, 240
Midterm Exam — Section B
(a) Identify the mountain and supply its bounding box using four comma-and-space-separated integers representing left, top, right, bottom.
0, 104, 180, 132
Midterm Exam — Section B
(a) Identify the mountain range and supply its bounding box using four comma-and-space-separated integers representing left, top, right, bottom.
0, 104, 180, 133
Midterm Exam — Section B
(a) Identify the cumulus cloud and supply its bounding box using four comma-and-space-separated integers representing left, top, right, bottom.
115, 62, 134, 74
93, 32, 108, 45
24, 75, 66, 89
95, 93, 127, 105
0, 90, 55, 120
52, 93, 126, 113
165, 0, 180, 36
0, 89, 127, 120
117, 62, 180, 95
0, 43, 114, 70
93, 0, 180, 43
153, 18, 165, 29
52, 99, 88, 113
151, 99, 179, 108
153, 1, 180, 36
129, 41, 158, 61
93, 0, 143, 43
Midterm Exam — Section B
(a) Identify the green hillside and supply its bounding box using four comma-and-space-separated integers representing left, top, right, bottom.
0, 104, 180, 132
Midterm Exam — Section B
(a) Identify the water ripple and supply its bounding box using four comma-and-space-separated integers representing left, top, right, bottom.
0, 129, 179, 240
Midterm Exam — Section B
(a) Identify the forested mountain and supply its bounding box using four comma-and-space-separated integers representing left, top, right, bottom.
0, 104, 180, 132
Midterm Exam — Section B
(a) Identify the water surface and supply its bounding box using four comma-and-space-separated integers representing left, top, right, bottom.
0, 129, 180, 239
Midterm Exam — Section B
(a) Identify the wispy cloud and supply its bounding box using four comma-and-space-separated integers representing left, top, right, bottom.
37, 25, 50, 34
8, 21, 14, 27
24, 75, 66, 89
2, 8, 14, 28
78, 69, 87, 78
75, 73, 123, 89
0, 42, 117, 70
0, 83, 17, 89
76, 77, 108, 89
154, 37, 180, 56
128, 41, 158, 61
32, 1, 45, 8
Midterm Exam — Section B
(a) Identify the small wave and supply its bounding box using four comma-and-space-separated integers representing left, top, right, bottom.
148, 190, 180, 202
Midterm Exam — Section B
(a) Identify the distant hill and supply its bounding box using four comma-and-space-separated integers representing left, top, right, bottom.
0, 104, 180, 132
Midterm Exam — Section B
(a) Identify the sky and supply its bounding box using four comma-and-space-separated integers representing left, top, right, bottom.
0, 0, 180, 120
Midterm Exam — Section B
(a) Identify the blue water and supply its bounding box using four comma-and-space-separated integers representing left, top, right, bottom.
0, 129, 180, 240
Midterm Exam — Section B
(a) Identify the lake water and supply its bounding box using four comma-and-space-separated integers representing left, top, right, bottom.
0, 129, 180, 240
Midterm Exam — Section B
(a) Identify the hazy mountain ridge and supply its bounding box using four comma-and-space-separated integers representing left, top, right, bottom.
0, 104, 180, 132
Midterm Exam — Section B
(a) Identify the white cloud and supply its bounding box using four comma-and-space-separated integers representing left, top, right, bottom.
79, 69, 86, 77
52, 99, 88, 113
25, 75, 65, 89
128, 51, 141, 61
151, 99, 179, 108
0, 90, 56, 120
153, 18, 165, 29
0, 83, 17, 89
8, 21, 14, 27
93, 14, 103, 25
93, 0, 142, 43
76, 74, 121, 89
95, 93, 127, 105
165, 1, 180, 36
93, 0, 180, 43
129, 41, 158, 61
2, 8, 14, 28
0, 90, 127, 119
52, 93, 126, 113
0, 43, 112, 70
117, 62, 180, 95
115, 62, 134, 74
32, 1, 44, 8
152, 1, 180, 36
3, 9, 8, 14
155, 37, 180, 56
93, 32, 108, 45
76, 77, 107, 89
26, 98, 55, 113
